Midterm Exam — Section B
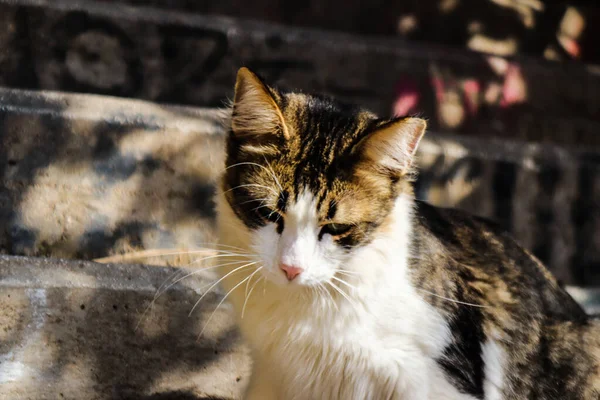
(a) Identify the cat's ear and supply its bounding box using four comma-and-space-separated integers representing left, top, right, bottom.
357, 117, 426, 173
231, 67, 290, 141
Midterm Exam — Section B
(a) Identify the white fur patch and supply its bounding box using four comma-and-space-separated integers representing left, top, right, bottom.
217, 188, 476, 399
251, 190, 348, 287
482, 337, 507, 400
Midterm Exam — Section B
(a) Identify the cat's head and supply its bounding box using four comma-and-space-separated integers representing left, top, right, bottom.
219, 67, 426, 287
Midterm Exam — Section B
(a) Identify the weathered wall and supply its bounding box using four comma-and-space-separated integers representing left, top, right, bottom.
1, 88, 600, 286
0, 0, 599, 146
94, 0, 600, 64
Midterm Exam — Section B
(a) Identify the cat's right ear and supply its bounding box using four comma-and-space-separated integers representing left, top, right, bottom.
231, 67, 290, 144
355, 117, 426, 175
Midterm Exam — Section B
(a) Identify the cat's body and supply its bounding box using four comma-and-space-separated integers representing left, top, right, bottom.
215, 67, 600, 399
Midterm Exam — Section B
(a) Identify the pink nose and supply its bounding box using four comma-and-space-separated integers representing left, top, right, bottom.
280, 264, 304, 281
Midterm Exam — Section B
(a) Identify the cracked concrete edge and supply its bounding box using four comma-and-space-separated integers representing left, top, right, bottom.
0, 253, 597, 400
0, 254, 206, 292
0, 87, 228, 134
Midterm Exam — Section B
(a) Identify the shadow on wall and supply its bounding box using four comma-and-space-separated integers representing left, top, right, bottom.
0, 91, 225, 261
2, 85, 600, 288
0, 92, 70, 255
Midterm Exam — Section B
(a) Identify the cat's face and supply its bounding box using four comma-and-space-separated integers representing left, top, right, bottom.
221, 68, 426, 287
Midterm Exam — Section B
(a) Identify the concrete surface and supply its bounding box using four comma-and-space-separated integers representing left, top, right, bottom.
0, 255, 250, 400
0, 254, 596, 400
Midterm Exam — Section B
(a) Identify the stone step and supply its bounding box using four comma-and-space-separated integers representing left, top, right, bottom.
1, 0, 600, 146
0, 255, 597, 398
1, 87, 600, 287
0, 255, 248, 399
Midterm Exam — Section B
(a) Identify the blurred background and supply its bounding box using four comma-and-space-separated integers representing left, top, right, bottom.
3, 0, 599, 144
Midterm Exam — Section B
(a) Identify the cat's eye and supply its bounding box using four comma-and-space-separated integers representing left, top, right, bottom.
320, 223, 352, 237
256, 206, 282, 223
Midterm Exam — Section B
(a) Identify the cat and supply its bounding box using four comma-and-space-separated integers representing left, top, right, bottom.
214, 67, 600, 400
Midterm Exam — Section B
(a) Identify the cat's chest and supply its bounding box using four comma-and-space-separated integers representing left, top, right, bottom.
240, 286, 477, 399
262, 317, 418, 399
246, 304, 447, 399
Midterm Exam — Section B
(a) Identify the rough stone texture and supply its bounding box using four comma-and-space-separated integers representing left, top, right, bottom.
1, 0, 600, 145
0, 255, 250, 400
0, 88, 225, 260
0, 253, 597, 399
1, 87, 600, 287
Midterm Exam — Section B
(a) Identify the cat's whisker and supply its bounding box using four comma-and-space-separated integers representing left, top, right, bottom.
94, 247, 250, 264
224, 161, 283, 192
318, 282, 338, 312
135, 259, 256, 331
327, 280, 360, 312
134, 266, 188, 331
237, 197, 272, 206
189, 261, 259, 316
153, 252, 251, 305
150, 253, 254, 306
224, 183, 278, 195
241, 267, 262, 312
183, 252, 254, 267
223, 161, 268, 174
263, 157, 284, 192
336, 269, 361, 276
153, 267, 186, 300
159, 259, 256, 299
242, 271, 264, 319
416, 288, 489, 309
336, 268, 359, 274
197, 272, 255, 340
243, 264, 256, 300
331, 276, 358, 291
194, 242, 251, 253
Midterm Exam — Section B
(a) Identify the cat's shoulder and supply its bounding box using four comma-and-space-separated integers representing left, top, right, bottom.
412, 199, 513, 248
412, 199, 590, 322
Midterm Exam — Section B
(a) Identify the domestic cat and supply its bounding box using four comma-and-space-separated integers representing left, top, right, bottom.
214, 67, 600, 399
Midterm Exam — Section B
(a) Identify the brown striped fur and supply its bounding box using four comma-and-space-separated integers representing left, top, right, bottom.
221, 67, 600, 399
224, 67, 423, 249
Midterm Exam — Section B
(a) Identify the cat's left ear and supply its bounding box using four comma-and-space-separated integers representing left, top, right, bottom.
231, 67, 290, 140
357, 117, 426, 173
